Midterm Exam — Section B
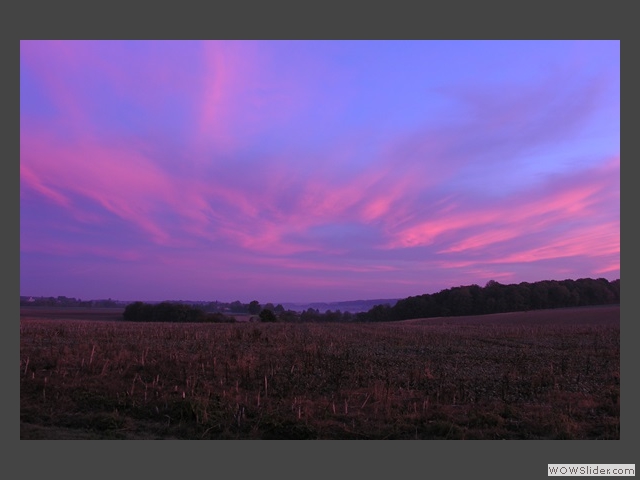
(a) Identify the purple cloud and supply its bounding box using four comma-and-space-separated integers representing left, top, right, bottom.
20, 40, 619, 302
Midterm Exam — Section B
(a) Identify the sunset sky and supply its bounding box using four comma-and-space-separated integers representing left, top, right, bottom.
19, 40, 620, 303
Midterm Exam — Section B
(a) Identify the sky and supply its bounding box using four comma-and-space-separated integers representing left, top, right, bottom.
19, 40, 620, 304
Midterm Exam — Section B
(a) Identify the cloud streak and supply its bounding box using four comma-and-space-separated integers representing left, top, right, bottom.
20, 40, 619, 302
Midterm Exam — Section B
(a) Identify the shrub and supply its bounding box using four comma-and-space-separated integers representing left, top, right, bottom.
259, 309, 278, 323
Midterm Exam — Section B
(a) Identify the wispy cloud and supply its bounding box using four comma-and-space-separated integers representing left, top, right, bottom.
20, 40, 619, 301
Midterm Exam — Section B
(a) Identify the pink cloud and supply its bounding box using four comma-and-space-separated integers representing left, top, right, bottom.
489, 221, 619, 265
20, 42, 618, 302
436, 185, 614, 256
387, 154, 618, 253
386, 208, 501, 249
20, 117, 619, 286
194, 41, 319, 156
21, 127, 175, 244
196, 42, 239, 152
595, 262, 620, 276
20, 164, 71, 208
440, 228, 522, 254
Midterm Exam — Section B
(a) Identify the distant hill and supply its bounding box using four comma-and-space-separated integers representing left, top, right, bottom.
280, 298, 399, 313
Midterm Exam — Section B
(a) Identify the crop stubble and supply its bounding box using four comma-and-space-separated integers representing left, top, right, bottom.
20, 306, 620, 439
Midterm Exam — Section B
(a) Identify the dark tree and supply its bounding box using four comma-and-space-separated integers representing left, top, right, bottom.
229, 300, 245, 312
259, 309, 278, 323
248, 300, 262, 315
123, 301, 146, 321
300, 308, 320, 322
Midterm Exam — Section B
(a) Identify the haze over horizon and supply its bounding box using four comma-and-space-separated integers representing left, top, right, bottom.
20, 40, 620, 304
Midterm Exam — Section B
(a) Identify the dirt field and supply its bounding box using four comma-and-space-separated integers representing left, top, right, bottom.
400, 305, 620, 327
20, 304, 620, 439
20, 306, 126, 322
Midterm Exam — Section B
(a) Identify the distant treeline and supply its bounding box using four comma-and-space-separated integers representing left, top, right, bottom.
357, 278, 620, 322
27, 277, 620, 324
20, 296, 121, 308
122, 301, 236, 323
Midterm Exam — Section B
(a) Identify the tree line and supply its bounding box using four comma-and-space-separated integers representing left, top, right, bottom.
200, 300, 286, 315
118, 277, 619, 324
122, 301, 285, 323
20, 296, 120, 308
356, 277, 620, 322
122, 301, 237, 323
